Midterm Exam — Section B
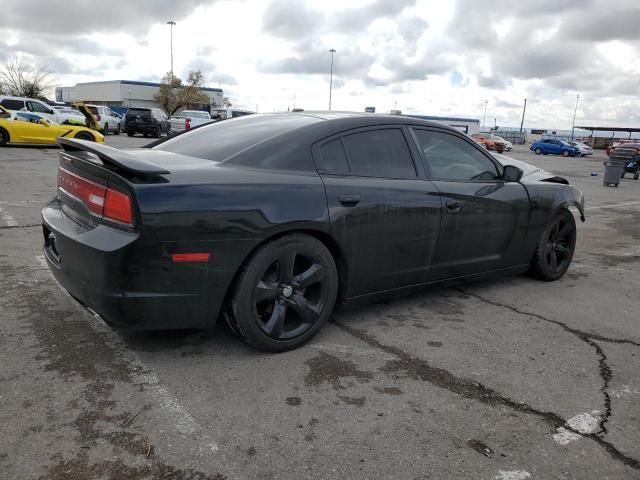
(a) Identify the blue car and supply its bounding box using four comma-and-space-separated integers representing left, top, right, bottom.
530, 139, 580, 157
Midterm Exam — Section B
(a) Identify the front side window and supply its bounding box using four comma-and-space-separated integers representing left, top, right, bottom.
413, 129, 499, 181
341, 129, 416, 178
28, 101, 52, 114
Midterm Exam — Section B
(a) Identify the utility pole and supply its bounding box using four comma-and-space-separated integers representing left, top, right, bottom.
482, 99, 488, 129
519, 98, 527, 133
571, 94, 580, 141
328, 49, 336, 111
167, 21, 176, 77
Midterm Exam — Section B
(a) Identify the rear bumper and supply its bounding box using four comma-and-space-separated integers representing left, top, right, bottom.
41, 198, 222, 330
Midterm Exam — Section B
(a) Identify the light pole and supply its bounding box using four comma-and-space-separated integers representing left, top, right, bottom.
328, 48, 336, 111
519, 98, 527, 133
571, 93, 580, 141
482, 99, 488, 129
167, 20, 176, 77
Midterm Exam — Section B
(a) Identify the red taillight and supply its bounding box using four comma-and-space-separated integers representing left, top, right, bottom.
172, 253, 210, 262
57, 168, 133, 225
185, 118, 191, 129
104, 188, 133, 224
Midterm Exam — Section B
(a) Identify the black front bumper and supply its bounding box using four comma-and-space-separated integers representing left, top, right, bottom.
42, 198, 218, 330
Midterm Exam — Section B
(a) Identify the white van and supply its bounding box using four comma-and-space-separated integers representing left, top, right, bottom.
0, 96, 85, 125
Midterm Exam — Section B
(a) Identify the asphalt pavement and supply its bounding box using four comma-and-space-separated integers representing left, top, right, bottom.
1, 135, 639, 480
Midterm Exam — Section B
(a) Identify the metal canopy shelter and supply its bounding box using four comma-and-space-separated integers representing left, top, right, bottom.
576, 126, 640, 139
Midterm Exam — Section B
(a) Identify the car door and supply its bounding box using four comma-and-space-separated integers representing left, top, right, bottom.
411, 128, 531, 281
12, 113, 53, 143
312, 126, 442, 297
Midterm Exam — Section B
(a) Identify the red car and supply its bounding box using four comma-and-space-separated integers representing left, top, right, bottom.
607, 139, 637, 156
471, 133, 506, 153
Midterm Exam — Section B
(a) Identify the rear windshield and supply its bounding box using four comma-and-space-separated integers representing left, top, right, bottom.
154, 114, 322, 162
182, 110, 209, 119
127, 108, 151, 116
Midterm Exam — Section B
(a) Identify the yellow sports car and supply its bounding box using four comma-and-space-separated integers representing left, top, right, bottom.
0, 103, 104, 146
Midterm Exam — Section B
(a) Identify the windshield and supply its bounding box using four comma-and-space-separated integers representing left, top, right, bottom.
154, 113, 322, 162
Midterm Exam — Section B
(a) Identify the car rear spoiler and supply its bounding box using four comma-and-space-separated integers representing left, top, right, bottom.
57, 138, 171, 175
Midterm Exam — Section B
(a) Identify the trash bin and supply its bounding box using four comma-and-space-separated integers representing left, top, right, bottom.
603, 161, 624, 187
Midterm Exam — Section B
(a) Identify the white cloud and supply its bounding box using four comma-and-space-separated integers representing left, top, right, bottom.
1, 0, 639, 128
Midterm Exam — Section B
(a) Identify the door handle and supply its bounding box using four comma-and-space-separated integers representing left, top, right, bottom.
339, 194, 360, 206
445, 200, 462, 212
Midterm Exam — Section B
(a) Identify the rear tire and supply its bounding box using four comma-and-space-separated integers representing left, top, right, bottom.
115, 124, 121, 135
634, 171, 639, 181
153, 126, 160, 138
529, 209, 576, 281
535, 148, 542, 155
127, 130, 134, 137
230, 234, 338, 352
0, 127, 9, 146
103, 123, 109, 136
74, 131, 95, 142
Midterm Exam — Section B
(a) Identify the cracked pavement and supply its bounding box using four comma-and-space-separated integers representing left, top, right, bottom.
1, 138, 639, 479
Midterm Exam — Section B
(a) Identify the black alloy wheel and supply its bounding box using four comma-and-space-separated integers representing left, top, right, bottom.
230, 235, 338, 352
530, 209, 576, 281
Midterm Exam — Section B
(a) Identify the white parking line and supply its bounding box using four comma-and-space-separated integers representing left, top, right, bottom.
552, 410, 600, 445
586, 201, 640, 210
0, 207, 18, 227
33, 254, 220, 454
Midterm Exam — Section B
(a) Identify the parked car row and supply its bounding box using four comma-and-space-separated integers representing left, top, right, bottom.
0, 104, 104, 146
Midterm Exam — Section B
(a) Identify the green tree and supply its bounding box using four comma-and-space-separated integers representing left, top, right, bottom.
0, 55, 53, 99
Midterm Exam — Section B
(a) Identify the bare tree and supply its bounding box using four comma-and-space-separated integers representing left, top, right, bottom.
0, 56, 53, 99
153, 72, 183, 115
154, 70, 210, 116
178, 70, 209, 109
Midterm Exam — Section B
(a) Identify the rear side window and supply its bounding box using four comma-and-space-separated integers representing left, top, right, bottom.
1, 99, 25, 110
318, 138, 349, 172
342, 129, 416, 178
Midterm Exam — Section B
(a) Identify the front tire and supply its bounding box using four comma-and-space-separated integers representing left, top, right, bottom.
230, 234, 338, 352
562, 150, 569, 157
0, 127, 9, 146
115, 124, 121, 135
74, 131, 95, 142
529, 209, 576, 281
103, 123, 109, 136
126, 130, 134, 137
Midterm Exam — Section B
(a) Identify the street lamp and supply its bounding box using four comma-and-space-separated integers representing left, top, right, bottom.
519, 98, 527, 133
482, 99, 488, 129
328, 48, 336, 111
167, 20, 176, 77
571, 94, 580, 141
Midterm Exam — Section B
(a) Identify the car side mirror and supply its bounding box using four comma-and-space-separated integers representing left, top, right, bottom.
39, 118, 50, 126
503, 165, 523, 182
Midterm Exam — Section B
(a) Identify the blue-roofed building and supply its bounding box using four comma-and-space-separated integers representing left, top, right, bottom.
55, 80, 224, 110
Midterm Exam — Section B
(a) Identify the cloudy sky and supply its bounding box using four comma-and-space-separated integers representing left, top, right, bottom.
2, 0, 639, 128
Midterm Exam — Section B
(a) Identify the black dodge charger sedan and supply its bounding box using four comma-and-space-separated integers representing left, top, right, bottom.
42, 113, 585, 351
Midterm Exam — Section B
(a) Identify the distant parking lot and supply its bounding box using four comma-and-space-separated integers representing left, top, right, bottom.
1, 138, 639, 479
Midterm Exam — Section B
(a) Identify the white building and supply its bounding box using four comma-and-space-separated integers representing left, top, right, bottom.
402, 114, 480, 135
55, 80, 224, 110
